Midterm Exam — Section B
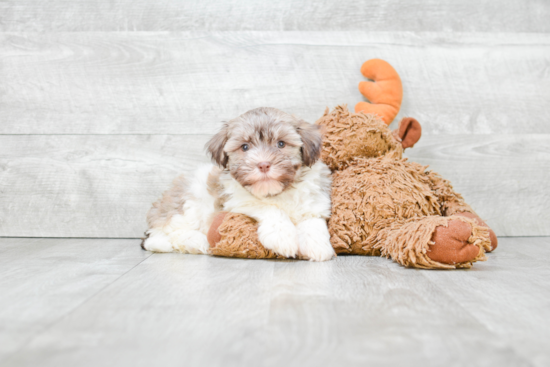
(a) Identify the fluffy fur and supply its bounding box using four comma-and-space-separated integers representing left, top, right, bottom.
142, 107, 335, 261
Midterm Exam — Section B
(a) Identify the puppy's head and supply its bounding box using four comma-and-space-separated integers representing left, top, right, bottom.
206, 107, 322, 198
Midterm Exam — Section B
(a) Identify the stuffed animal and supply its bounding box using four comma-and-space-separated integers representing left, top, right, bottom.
207, 59, 497, 269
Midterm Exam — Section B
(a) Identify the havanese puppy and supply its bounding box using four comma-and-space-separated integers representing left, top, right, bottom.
141, 107, 335, 261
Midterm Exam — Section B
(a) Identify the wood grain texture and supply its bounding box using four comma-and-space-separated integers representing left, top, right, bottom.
421, 237, 550, 366
1, 0, 549, 32
0, 134, 548, 238
0, 134, 212, 238
407, 134, 550, 237
3, 247, 277, 366
0, 238, 150, 360
1, 32, 549, 135
2, 237, 549, 366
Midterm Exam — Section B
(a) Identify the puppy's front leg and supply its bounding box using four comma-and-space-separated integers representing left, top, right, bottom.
296, 218, 335, 261
243, 207, 299, 258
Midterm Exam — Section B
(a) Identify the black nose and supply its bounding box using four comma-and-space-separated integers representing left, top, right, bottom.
258, 162, 271, 173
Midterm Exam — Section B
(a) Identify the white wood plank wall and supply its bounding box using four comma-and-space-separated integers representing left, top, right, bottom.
0, 1, 549, 238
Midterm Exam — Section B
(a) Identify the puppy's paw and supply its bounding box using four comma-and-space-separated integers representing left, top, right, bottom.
169, 229, 210, 254
297, 219, 335, 262
142, 230, 174, 253
257, 221, 299, 258
299, 242, 335, 262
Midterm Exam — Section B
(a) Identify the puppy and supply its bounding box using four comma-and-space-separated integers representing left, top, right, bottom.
141, 107, 335, 261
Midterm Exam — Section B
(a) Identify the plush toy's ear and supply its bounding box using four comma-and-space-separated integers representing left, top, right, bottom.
206, 124, 230, 168
395, 117, 422, 149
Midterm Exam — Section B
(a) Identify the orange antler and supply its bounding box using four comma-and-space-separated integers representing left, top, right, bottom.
355, 59, 403, 125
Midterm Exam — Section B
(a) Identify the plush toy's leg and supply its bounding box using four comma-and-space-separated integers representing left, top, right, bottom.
453, 212, 498, 251
377, 215, 492, 269
425, 171, 498, 251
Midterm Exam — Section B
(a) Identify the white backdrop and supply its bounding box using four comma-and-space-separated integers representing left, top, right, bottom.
0, 1, 549, 237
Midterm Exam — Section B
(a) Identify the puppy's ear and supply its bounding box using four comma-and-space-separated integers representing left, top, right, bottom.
206, 124, 230, 168
297, 121, 322, 167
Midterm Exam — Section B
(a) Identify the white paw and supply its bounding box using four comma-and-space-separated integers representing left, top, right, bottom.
257, 221, 299, 258
297, 219, 335, 262
142, 230, 174, 253
169, 229, 210, 254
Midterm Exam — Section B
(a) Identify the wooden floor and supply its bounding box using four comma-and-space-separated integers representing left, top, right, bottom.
1, 237, 549, 367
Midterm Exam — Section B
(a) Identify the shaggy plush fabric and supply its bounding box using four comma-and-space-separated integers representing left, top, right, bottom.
377, 215, 491, 269
207, 105, 495, 269
316, 105, 402, 171
425, 171, 475, 216
329, 157, 441, 256
209, 212, 285, 259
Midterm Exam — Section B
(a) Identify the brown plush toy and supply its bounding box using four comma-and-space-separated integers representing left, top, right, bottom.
208, 60, 498, 269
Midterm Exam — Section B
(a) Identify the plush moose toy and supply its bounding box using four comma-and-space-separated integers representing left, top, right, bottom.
207, 59, 497, 269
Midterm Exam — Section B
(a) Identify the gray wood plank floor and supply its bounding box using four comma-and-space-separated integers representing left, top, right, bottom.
1, 237, 548, 367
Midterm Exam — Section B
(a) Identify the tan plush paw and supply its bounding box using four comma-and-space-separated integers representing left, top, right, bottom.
427, 219, 480, 265
454, 212, 498, 251
207, 212, 228, 249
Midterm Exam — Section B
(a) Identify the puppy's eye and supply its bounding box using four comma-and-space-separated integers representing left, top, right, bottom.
241, 144, 249, 152
277, 141, 286, 148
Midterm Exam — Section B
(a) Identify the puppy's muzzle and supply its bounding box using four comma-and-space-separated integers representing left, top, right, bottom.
258, 161, 271, 173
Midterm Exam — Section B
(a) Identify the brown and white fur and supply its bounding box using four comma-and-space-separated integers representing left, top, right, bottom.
142, 107, 334, 261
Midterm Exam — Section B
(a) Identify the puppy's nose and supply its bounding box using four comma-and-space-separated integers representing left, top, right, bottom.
258, 162, 271, 173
